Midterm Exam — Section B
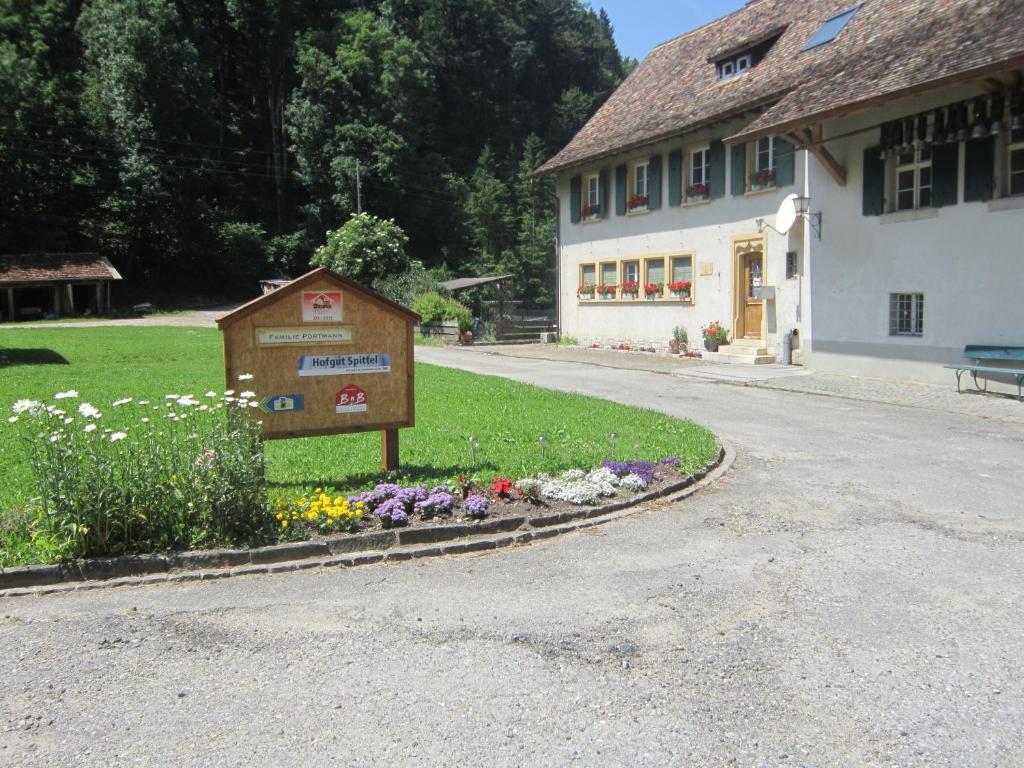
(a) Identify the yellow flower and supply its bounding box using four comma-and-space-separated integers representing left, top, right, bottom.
281, 520, 288, 528
327, 518, 334, 526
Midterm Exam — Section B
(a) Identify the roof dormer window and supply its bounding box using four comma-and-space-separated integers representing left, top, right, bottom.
711, 29, 783, 81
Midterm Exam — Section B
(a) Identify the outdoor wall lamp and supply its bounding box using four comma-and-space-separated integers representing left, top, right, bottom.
756, 193, 822, 240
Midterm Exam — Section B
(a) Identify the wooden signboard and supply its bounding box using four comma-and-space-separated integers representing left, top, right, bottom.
216, 267, 418, 470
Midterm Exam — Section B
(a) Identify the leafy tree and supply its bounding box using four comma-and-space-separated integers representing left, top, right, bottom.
310, 212, 409, 286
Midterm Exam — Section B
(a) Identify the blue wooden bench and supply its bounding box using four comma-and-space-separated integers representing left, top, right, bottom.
944, 345, 1024, 401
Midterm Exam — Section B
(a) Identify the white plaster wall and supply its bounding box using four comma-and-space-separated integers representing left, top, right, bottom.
806, 86, 1024, 385
556, 129, 806, 355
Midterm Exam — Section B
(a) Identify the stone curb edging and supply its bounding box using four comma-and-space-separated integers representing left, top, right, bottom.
0, 443, 734, 598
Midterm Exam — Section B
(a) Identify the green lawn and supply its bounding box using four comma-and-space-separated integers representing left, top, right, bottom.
0, 327, 718, 512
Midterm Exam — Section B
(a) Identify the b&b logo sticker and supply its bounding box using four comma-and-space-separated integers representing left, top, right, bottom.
301, 291, 343, 322
336, 384, 368, 414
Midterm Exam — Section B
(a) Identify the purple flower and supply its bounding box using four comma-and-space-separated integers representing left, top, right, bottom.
394, 486, 427, 510
375, 497, 409, 526
602, 459, 657, 485
464, 494, 489, 520
659, 456, 681, 466
415, 491, 455, 517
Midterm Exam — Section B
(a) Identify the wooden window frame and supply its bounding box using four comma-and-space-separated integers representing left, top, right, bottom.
597, 260, 619, 299
669, 254, 695, 304
578, 262, 596, 301
620, 260, 640, 298
583, 173, 601, 220
893, 147, 933, 211
889, 292, 924, 337
749, 137, 777, 191
1007, 129, 1024, 197
643, 257, 666, 300
686, 146, 710, 202
627, 161, 650, 213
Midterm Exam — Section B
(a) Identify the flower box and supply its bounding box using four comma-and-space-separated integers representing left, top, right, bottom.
749, 169, 776, 191
626, 195, 649, 212
667, 281, 692, 300
577, 285, 595, 301
581, 204, 601, 220
686, 184, 708, 203
620, 281, 639, 299
643, 283, 662, 299
596, 284, 617, 300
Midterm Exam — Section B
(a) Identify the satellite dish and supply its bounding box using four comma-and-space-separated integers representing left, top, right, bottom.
775, 193, 799, 235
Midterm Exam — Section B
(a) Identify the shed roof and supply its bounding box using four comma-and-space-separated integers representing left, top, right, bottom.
537, 0, 1024, 174
0, 253, 122, 285
216, 267, 419, 329
438, 274, 513, 292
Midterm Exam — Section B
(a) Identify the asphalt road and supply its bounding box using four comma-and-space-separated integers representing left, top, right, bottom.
2, 348, 1022, 767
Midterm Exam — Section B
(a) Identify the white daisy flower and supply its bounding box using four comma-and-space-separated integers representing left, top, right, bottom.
8, 416, 18, 424
84, 423, 97, 433
165, 394, 180, 399
224, 390, 235, 396
77, 403, 101, 419
54, 390, 79, 400
12, 399, 40, 414
204, 391, 218, 398
237, 373, 254, 381
112, 398, 133, 407
109, 432, 127, 442
240, 390, 255, 399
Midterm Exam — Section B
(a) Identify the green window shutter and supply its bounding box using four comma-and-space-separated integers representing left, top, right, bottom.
931, 143, 959, 207
731, 143, 746, 196
598, 169, 609, 218
775, 138, 795, 187
709, 140, 726, 199
862, 147, 884, 216
570, 175, 581, 224
668, 150, 682, 206
615, 164, 627, 216
964, 137, 995, 202
648, 154, 662, 209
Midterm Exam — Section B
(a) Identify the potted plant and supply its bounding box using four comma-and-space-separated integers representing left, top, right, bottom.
749, 168, 776, 191
701, 321, 729, 352
581, 203, 601, 220
667, 280, 692, 299
669, 325, 688, 354
686, 183, 708, 202
643, 282, 662, 299
620, 280, 639, 299
626, 194, 649, 212
577, 284, 595, 300
597, 283, 617, 300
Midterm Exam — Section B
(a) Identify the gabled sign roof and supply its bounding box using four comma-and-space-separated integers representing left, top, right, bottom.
216, 267, 419, 330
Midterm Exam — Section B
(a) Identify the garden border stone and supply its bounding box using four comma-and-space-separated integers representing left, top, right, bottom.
0, 443, 732, 596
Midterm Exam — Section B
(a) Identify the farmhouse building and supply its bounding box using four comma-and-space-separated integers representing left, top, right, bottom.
0, 253, 121, 322
539, 0, 1024, 383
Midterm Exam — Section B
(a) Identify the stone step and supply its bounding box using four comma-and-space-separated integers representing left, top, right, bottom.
717, 343, 770, 356
702, 349, 776, 365
730, 337, 768, 349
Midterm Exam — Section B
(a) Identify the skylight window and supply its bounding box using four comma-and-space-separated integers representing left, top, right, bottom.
802, 5, 859, 51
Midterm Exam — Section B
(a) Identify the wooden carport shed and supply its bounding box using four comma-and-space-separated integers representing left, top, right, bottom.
0, 253, 122, 322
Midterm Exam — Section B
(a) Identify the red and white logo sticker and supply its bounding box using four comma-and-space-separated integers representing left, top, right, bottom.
335, 384, 368, 414
302, 291, 343, 322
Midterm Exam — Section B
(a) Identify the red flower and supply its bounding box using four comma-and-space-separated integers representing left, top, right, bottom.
492, 475, 513, 498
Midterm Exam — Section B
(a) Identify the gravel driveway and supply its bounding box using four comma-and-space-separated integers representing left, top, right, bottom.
2, 348, 1022, 767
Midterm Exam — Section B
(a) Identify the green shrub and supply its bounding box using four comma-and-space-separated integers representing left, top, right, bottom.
374, 260, 450, 308
413, 292, 473, 333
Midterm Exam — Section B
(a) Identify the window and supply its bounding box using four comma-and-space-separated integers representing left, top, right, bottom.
578, 263, 596, 299
599, 261, 617, 288
803, 6, 860, 51
688, 147, 709, 199
751, 137, 776, 189
719, 60, 735, 79
621, 260, 640, 295
583, 173, 600, 219
628, 162, 649, 211
889, 293, 924, 337
669, 255, 694, 300
1010, 127, 1024, 196
895, 146, 932, 211
644, 257, 665, 297
735, 54, 751, 74
786, 251, 799, 280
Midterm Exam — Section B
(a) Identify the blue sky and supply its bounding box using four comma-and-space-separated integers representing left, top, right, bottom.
598, 1, 748, 60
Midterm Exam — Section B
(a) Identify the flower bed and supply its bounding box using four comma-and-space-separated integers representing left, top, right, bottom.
272, 456, 699, 537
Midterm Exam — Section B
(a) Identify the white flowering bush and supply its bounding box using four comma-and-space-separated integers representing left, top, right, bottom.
618, 473, 648, 492
6, 378, 272, 561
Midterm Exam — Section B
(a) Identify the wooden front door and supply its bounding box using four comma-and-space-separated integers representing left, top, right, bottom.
740, 252, 764, 339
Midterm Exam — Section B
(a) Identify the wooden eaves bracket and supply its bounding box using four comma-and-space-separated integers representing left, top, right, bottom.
787, 125, 847, 187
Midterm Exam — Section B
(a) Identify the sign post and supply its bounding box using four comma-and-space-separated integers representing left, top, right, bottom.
216, 268, 417, 471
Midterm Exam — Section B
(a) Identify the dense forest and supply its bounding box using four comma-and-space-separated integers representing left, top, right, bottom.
0, 0, 631, 307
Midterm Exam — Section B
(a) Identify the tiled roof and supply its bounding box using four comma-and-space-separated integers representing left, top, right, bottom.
538, 0, 1024, 174
0, 253, 122, 284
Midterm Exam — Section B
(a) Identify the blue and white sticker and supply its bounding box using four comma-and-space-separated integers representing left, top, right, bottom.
259, 394, 305, 413
298, 353, 391, 376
